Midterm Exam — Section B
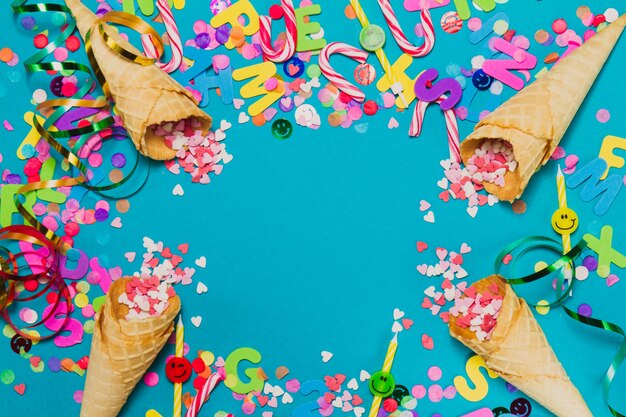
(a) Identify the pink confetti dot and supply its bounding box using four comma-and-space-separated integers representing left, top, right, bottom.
427, 366, 442, 381
53, 47, 68, 62
33, 203, 47, 216
73, 390, 83, 404
143, 372, 159, 387
213, 54, 230, 70
414, 23, 424, 37
596, 109, 610, 123
467, 17, 482, 31
382, 93, 395, 108
88, 153, 103, 168
81, 304, 95, 318
95, 200, 110, 211
552, 18, 568, 34
242, 402, 256, 415
442, 385, 457, 399
193, 20, 208, 34
623, 174, 626, 186
411, 384, 426, 399
428, 384, 443, 402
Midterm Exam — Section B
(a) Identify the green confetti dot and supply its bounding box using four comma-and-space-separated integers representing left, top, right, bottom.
83, 320, 95, 334
92, 296, 106, 313
1, 369, 15, 385
306, 64, 321, 79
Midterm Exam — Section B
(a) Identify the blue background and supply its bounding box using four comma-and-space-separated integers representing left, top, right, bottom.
1, 0, 626, 416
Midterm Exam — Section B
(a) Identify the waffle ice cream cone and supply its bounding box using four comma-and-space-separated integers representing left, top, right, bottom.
460, 15, 626, 202
65, 0, 211, 160
79, 277, 181, 417
449, 275, 592, 417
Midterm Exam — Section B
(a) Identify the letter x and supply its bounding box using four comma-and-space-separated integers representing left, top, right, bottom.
584, 225, 626, 277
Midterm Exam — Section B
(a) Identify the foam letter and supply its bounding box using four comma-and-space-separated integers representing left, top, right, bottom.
598, 135, 626, 180
210, 0, 260, 49
453, 0, 496, 20
453, 355, 498, 402
414, 68, 463, 110
583, 226, 626, 278
224, 347, 264, 394
376, 54, 418, 109
0, 184, 36, 227
482, 38, 537, 90
295, 4, 326, 52
567, 157, 622, 216
232, 62, 285, 116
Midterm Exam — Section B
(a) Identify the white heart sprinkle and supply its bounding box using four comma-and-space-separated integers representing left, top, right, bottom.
172, 184, 184, 196
195, 256, 207, 268
423, 211, 435, 223
196, 282, 208, 294
191, 316, 202, 327
321, 351, 333, 363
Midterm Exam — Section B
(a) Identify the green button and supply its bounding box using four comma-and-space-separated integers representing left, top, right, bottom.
360, 24, 386, 52
369, 370, 395, 397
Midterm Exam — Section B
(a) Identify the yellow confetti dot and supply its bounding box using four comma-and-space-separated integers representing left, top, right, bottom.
83, 320, 95, 334
200, 350, 215, 366
75, 293, 89, 308
76, 281, 90, 294
535, 300, 550, 315
493, 20, 509, 35
534, 261, 548, 272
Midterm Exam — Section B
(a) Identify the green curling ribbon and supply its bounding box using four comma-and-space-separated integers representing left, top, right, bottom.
11, 0, 150, 252
495, 235, 626, 416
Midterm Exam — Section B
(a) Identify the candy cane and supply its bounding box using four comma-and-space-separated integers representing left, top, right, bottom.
376, 0, 435, 57
259, 0, 297, 62
318, 42, 369, 102
141, 0, 183, 73
184, 372, 224, 417
409, 96, 461, 162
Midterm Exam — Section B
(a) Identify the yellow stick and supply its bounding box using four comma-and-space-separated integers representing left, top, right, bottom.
368, 333, 398, 417
174, 316, 184, 417
556, 165, 571, 253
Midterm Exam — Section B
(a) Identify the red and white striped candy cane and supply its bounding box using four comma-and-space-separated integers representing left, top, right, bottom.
259, 0, 297, 62
318, 42, 369, 102
141, 0, 183, 73
184, 372, 224, 417
409, 96, 461, 162
376, 0, 435, 57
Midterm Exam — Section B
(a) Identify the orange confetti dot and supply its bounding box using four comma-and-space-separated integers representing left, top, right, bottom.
544, 52, 559, 64
109, 169, 124, 184
0, 47, 13, 63
344, 5, 357, 19
252, 114, 266, 126
534, 30, 549, 44
328, 113, 343, 127
511, 199, 527, 214
115, 199, 130, 213
230, 27, 245, 48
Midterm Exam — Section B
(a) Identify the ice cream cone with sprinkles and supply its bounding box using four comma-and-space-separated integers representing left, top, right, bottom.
460, 14, 626, 201
449, 275, 592, 417
80, 277, 180, 417
64, 0, 211, 160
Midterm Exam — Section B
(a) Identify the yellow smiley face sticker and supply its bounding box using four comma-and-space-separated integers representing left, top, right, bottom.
551, 207, 579, 235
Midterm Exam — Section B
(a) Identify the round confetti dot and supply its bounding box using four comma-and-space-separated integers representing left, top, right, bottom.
269, 4, 284, 20
596, 109, 610, 123
48, 357, 61, 372
34, 34, 48, 49
19, 308, 38, 324
382, 92, 395, 108
21, 16, 36, 30
109, 169, 124, 184
576, 6, 591, 20
467, 17, 482, 32
534, 29, 550, 44
306, 64, 321, 79
88, 152, 103, 168
414, 23, 424, 37
144, 371, 160, 387
493, 20, 509, 35
489, 80, 503, 95
583, 255, 598, 271
195, 33, 210, 49
511, 199, 526, 214
428, 384, 443, 402
605, 8, 619, 23
74, 293, 89, 308
66, 35, 81, 52
535, 299, 550, 315
363, 100, 378, 116
32, 89, 47, 104
328, 113, 343, 127
242, 402, 256, 415
471, 55, 485, 70
53, 47, 68, 62
22, 144, 35, 158
200, 351, 215, 366
360, 24, 386, 52
1, 370, 15, 385
534, 261, 548, 272
116, 199, 131, 214
552, 18, 567, 34
427, 366, 442, 381
83, 320, 95, 334
73, 390, 83, 404
193, 20, 208, 34
575, 265, 589, 281
0, 48, 13, 63
111, 153, 127, 168
62, 82, 78, 97
76, 281, 90, 294
578, 303, 592, 317
344, 4, 357, 19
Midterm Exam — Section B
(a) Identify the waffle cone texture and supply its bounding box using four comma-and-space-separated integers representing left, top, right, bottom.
64, 0, 212, 160
79, 277, 181, 417
449, 275, 592, 417
460, 15, 626, 202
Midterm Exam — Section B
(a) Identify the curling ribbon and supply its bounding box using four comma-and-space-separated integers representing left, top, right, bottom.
0, 225, 72, 341
409, 95, 461, 163
11, 1, 152, 254
259, 0, 297, 63
494, 235, 626, 417
376, 0, 435, 57
140, 0, 183, 73
318, 42, 368, 102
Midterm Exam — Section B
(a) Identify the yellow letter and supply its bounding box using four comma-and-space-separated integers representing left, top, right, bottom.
598, 135, 626, 180
233, 62, 285, 116
453, 355, 499, 402
210, 0, 260, 49
376, 54, 418, 109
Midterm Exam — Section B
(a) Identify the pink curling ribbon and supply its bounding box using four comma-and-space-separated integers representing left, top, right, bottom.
318, 42, 369, 102
259, 0, 297, 62
141, 0, 183, 73
376, 0, 435, 57
409, 95, 461, 163
184, 371, 225, 417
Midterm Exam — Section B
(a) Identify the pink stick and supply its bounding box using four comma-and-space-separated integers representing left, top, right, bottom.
259, 0, 297, 62
318, 42, 368, 102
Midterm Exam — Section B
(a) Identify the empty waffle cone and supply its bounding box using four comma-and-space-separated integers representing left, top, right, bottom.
79, 277, 181, 417
449, 275, 592, 417
460, 15, 626, 202
65, 0, 211, 160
